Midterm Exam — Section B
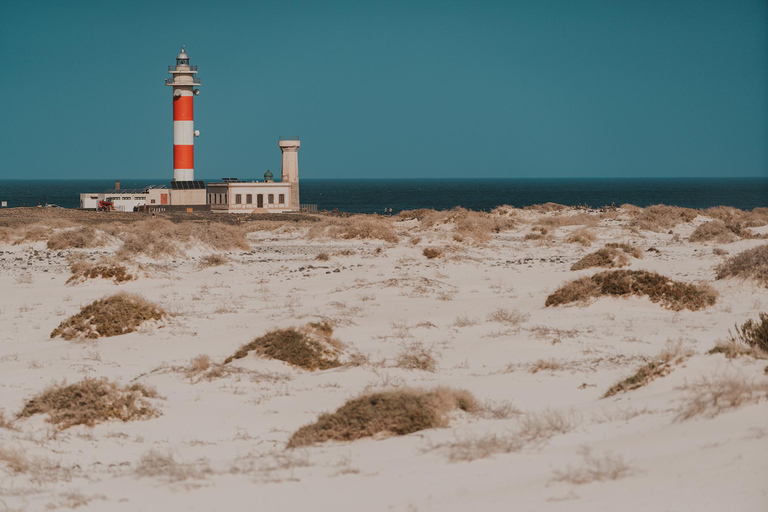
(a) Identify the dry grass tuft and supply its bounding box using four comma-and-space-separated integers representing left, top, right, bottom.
287, 387, 478, 447
529, 359, 564, 373
630, 205, 697, 232
51, 293, 165, 340
422, 247, 443, 259
604, 341, 693, 397
715, 244, 768, 288
18, 377, 160, 429
199, 254, 229, 267
395, 342, 439, 372
689, 220, 745, 244
400, 207, 516, 244
546, 270, 717, 311
315, 252, 330, 261
552, 447, 632, 484
676, 374, 768, 420
224, 322, 342, 370
47, 226, 103, 250
308, 216, 399, 243
0, 409, 14, 430
486, 308, 529, 327
565, 228, 597, 246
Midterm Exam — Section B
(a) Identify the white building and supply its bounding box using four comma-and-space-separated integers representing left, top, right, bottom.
79, 185, 169, 211
206, 137, 302, 214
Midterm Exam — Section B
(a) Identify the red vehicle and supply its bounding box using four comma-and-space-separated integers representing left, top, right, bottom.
97, 200, 115, 212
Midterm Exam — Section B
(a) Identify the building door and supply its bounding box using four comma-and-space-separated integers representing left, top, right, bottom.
161, 194, 168, 205
257, 194, 263, 208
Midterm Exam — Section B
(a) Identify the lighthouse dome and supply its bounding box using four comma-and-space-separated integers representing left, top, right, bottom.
264, 170, 274, 182
176, 47, 189, 60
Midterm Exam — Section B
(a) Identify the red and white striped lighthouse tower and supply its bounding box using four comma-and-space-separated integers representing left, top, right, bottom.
165, 47, 200, 181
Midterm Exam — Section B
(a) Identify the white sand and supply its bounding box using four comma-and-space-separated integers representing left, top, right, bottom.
0, 211, 766, 511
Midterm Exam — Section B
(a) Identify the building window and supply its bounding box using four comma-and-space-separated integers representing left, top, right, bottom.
151, 199, 156, 204
268, 194, 274, 204
235, 194, 242, 204
246, 194, 252, 204
279, 194, 285, 204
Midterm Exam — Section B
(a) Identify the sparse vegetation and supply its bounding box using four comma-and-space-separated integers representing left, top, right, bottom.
395, 342, 438, 372
546, 270, 717, 311
287, 387, 478, 447
135, 449, 210, 481
18, 378, 160, 429
604, 341, 694, 398
50, 293, 165, 340
552, 447, 632, 484
422, 247, 443, 259
676, 374, 768, 420
315, 252, 330, 261
715, 244, 768, 288
437, 408, 581, 462
223, 322, 342, 370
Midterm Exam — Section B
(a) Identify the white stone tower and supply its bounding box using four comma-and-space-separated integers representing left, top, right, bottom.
279, 137, 300, 210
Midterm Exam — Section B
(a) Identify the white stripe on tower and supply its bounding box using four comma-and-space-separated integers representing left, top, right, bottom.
173, 89, 195, 182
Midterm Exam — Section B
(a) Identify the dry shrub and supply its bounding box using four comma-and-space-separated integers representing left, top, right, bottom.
703, 206, 768, 228
114, 218, 249, 258
571, 247, 628, 271
726, 313, 768, 355
67, 258, 134, 285
708, 340, 766, 360
716, 244, 768, 288
18, 378, 159, 429
308, 216, 399, 243
287, 387, 478, 447
0, 446, 30, 474
224, 322, 342, 370
524, 202, 567, 212
486, 308, 529, 327
422, 247, 443, 259
631, 205, 698, 232
529, 359, 564, 373
199, 254, 229, 267
676, 374, 768, 420
315, 252, 330, 261
604, 341, 693, 397
536, 212, 600, 228
691, 219, 755, 244
186, 354, 212, 377
565, 228, 597, 246
47, 226, 102, 250
395, 342, 438, 372
552, 447, 631, 484
0, 409, 13, 430
51, 293, 164, 340
546, 270, 717, 311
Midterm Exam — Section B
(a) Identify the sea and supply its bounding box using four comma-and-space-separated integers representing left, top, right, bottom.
0, 178, 765, 213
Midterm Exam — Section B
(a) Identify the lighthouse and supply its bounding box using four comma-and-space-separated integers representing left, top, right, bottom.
165, 47, 200, 182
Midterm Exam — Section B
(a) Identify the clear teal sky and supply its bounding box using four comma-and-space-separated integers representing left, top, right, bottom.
1, 0, 766, 180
